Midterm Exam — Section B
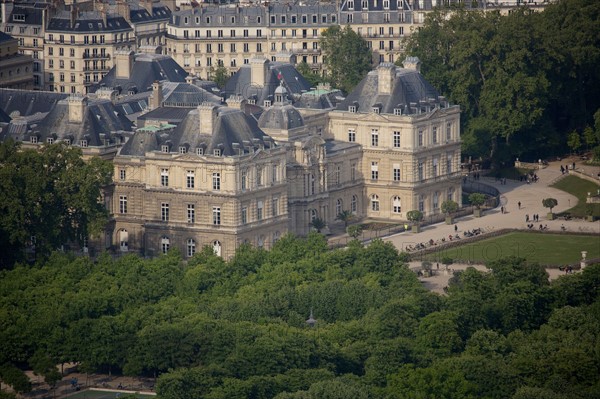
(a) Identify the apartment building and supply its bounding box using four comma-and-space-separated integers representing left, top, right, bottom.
0, 30, 32, 88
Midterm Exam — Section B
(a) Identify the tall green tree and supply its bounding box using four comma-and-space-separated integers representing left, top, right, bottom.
320, 25, 372, 94
0, 140, 112, 266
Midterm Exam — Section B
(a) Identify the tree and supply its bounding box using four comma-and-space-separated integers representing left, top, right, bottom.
310, 218, 326, 233
468, 193, 486, 209
567, 130, 582, 154
210, 64, 229, 89
582, 126, 597, 150
0, 140, 112, 267
406, 210, 423, 225
320, 25, 372, 94
296, 62, 325, 87
336, 210, 354, 228
542, 198, 558, 214
441, 200, 459, 215
347, 224, 363, 239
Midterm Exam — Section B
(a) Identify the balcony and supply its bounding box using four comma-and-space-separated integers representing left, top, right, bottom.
83, 53, 111, 60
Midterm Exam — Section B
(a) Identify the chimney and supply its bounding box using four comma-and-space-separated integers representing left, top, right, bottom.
250, 57, 269, 88
225, 95, 246, 110
66, 94, 87, 123
70, 4, 77, 28
150, 81, 163, 109
96, 88, 118, 102
403, 56, 422, 73
198, 103, 218, 135
144, 0, 153, 13
185, 75, 197, 85
377, 62, 396, 95
117, 0, 131, 22
115, 50, 134, 79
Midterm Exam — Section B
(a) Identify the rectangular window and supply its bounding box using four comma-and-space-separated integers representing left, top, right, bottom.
393, 131, 401, 148
256, 166, 263, 186
187, 204, 195, 224
433, 192, 439, 210
119, 195, 127, 214
241, 170, 247, 190
433, 157, 439, 177
348, 128, 356, 142
272, 197, 279, 217
432, 126, 438, 144
213, 207, 221, 225
272, 164, 278, 183
418, 161, 424, 181
447, 153, 453, 174
186, 170, 195, 188
257, 201, 263, 220
418, 130, 424, 147
212, 172, 221, 190
161, 168, 169, 187
371, 161, 378, 180
161, 203, 169, 221
241, 206, 247, 224
119, 169, 126, 180
446, 122, 452, 141
371, 129, 379, 146
351, 163, 356, 181
393, 164, 400, 181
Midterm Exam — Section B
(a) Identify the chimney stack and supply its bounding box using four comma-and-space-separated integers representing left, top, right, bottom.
150, 81, 163, 110
66, 94, 87, 123
250, 57, 269, 88
226, 95, 246, 110
377, 63, 396, 95
115, 50, 134, 80
198, 103, 218, 135
403, 56, 422, 73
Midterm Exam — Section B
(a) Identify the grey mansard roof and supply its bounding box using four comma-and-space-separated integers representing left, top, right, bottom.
258, 104, 304, 130
47, 10, 132, 32
162, 81, 223, 106
0, 97, 133, 146
337, 63, 443, 115
223, 61, 312, 107
127, 3, 171, 23
93, 54, 188, 94
0, 89, 68, 117
120, 106, 273, 157
5, 4, 46, 26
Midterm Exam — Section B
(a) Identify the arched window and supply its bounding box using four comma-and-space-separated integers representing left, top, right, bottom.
161, 236, 170, 254
371, 194, 380, 211
119, 229, 128, 252
392, 196, 401, 213
213, 240, 222, 257
336, 198, 343, 216
273, 231, 280, 243
310, 209, 318, 221
257, 235, 265, 248
187, 238, 196, 258
351, 195, 358, 213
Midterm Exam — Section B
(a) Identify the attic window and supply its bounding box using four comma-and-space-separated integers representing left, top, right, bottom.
372, 107, 380, 114
64, 139, 71, 145
179, 146, 187, 154
30, 136, 38, 144
80, 140, 88, 148
393, 108, 402, 115
264, 100, 271, 107
196, 148, 204, 155
248, 99, 256, 105
161, 145, 169, 153
13, 14, 25, 21
213, 149, 221, 156
348, 105, 356, 113
47, 137, 54, 144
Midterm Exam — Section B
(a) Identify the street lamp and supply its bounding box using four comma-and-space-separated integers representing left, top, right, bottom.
306, 308, 316, 328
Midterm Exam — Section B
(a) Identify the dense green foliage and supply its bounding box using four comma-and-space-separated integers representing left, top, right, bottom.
1, 234, 600, 398
404, 0, 600, 164
0, 140, 113, 267
320, 25, 373, 94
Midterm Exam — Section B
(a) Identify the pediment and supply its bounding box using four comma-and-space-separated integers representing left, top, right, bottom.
355, 112, 391, 123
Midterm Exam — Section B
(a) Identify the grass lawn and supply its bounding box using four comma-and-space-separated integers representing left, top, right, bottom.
422, 232, 600, 266
66, 389, 155, 399
551, 175, 600, 217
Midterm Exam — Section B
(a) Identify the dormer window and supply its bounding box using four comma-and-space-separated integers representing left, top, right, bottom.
213, 149, 221, 156
394, 108, 402, 115
179, 146, 187, 154
30, 136, 38, 144
263, 100, 271, 107
372, 107, 380, 114
64, 139, 71, 145
47, 137, 54, 144
348, 106, 356, 113
80, 140, 88, 148
161, 145, 169, 153
196, 147, 204, 155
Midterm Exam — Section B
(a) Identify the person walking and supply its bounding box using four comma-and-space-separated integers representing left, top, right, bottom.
518, 201, 521, 209
454, 224, 458, 232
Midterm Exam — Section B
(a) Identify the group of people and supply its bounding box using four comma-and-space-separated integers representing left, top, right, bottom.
560, 162, 576, 175
525, 214, 540, 223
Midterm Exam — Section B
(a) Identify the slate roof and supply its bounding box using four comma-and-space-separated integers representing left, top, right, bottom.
258, 104, 304, 130
120, 106, 273, 157
0, 97, 133, 146
161, 81, 223, 107
92, 53, 189, 94
294, 87, 345, 110
0, 89, 68, 117
223, 61, 312, 107
336, 63, 443, 115
47, 10, 132, 32
128, 3, 171, 23
137, 106, 194, 125
0, 32, 15, 44
0, 107, 11, 124
5, 4, 45, 26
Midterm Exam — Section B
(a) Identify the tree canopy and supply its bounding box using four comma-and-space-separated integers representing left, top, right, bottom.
0, 140, 112, 267
2, 232, 600, 398
320, 25, 373, 94
403, 0, 600, 164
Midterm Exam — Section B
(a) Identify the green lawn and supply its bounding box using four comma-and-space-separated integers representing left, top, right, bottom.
423, 232, 600, 266
551, 175, 600, 217
65, 389, 155, 399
